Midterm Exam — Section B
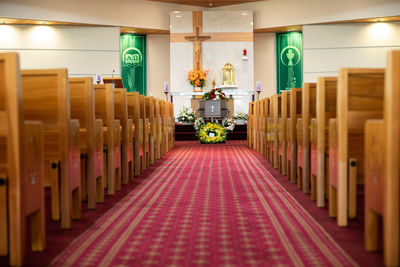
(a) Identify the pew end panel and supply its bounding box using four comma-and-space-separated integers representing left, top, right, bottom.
302, 83, 317, 195
279, 91, 289, 176
337, 68, 385, 227
328, 118, 338, 218
296, 118, 303, 190
145, 96, 155, 165
69, 77, 100, 209
21, 68, 81, 229
126, 92, 141, 176
114, 88, 130, 185
94, 119, 104, 202
364, 119, 384, 252
315, 76, 338, 208
140, 95, 150, 170
154, 99, 162, 160
273, 95, 282, 168
383, 50, 400, 266
289, 88, 302, 184
94, 84, 118, 195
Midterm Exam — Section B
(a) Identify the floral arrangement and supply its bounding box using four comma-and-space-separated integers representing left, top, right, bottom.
197, 122, 227, 144
222, 118, 235, 132
194, 117, 205, 131
177, 107, 196, 124
202, 88, 227, 101
233, 112, 248, 121
187, 69, 208, 87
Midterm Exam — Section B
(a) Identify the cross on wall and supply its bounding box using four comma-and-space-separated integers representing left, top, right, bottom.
184, 26, 211, 71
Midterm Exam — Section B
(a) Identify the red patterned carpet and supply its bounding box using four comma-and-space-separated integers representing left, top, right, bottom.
50, 141, 357, 266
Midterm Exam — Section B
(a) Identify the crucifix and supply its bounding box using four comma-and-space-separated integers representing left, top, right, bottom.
184, 27, 211, 71
211, 105, 215, 113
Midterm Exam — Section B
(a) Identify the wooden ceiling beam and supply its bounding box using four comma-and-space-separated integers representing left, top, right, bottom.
148, 0, 264, 8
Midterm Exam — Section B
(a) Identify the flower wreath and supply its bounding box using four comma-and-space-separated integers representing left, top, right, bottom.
197, 122, 227, 144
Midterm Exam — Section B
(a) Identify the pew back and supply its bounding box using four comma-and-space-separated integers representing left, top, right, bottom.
126, 92, 142, 175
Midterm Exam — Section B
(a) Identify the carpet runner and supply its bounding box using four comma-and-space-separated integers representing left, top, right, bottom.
51, 142, 357, 266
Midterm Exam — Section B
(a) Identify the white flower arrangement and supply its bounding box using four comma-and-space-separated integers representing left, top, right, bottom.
194, 117, 205, 131
222, 118, 235, 132
233, 112, 248, 121
177, 107, 196, 124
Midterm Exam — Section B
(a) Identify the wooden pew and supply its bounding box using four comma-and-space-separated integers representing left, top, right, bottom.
258, 100, 265, 154
126, 92, 142, 175
273, 94, 281, 168
296, 117, 303, 190
114, 88, 132, 184
310, 77, 337, 207
330, 68, 384, 227
168, 102, 174, 150
301, 83, 317, 194
254, 100, 260, 151
21, 69, 81, 229
262, 98, 270, 158
278, 91, 290, 175
164, 100, 170, 154
160, 100, 167, 156
69, 78, 104, 208
248, 102, 254, 148
364, 50, 400, 266
169, 102, 175, 148
0, 53, 45, 266
145, 96, 155, 165
287, 88, 302, 184
140, 95, 150, 169
266, 100, 274, 163
94, 84, 121, 195
154, 99, 162, 160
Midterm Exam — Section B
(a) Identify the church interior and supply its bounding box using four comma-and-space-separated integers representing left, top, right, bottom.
1, 0, 400, 266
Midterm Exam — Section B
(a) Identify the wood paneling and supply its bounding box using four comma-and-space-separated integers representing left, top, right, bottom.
149, 0, 263, 7
171, 32, 253, 42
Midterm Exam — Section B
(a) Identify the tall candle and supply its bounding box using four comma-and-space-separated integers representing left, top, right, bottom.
164, 82, 169, 93
256, 81, 261, 92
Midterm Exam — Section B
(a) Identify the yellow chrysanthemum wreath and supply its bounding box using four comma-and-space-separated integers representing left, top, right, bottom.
198, 122, 227, 144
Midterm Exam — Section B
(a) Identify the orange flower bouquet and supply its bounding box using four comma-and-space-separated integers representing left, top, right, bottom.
187, 69, 209, 87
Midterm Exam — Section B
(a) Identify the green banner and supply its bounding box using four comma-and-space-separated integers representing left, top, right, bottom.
120, 34, 146, 94
276, 32, 303, 94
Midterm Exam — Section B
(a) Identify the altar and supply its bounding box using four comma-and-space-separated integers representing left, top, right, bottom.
169, 10, 254, 120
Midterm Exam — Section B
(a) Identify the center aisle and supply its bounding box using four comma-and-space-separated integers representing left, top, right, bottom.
51, 141, 357, 266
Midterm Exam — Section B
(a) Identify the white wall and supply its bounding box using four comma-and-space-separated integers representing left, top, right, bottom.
0, 25, 120, 79
303, 21, 400, 82
147, 34, 170, 100
217, 0, 400, 30
254, 33, 276, 98
0, 0, 202, 31
2, 0, 399, 33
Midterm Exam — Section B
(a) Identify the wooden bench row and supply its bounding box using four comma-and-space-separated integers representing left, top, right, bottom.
248, 50, 400, 266
0, 52, 175, 266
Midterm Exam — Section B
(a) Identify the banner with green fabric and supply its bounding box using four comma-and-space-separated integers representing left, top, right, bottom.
120, 34, 146, 94
276, 32, 303, 94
